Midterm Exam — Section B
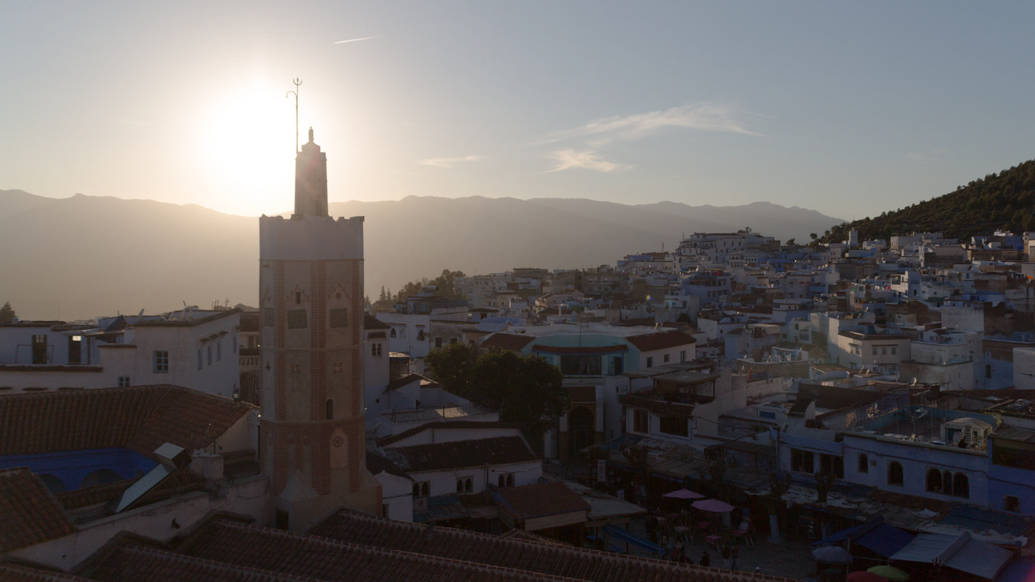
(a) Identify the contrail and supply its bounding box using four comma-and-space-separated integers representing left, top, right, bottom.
333, 35, 377, 45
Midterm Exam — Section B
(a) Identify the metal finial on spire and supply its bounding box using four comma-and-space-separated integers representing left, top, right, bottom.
286, 78, 302, 153
308, 126, 314, 144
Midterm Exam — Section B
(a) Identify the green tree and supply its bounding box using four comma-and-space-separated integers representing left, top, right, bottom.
425, 343, 480, 398
0, 302, 15, 324
426, 344, 567, 447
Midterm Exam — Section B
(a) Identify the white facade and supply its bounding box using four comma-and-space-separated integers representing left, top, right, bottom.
0, 310, 240, 398
376, 312, 431, 359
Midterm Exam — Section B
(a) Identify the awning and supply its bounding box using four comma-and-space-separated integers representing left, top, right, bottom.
603, 525, 664, 555
891, 532, 1012, 580
812, 517, 915, 557
857, 524, 915, 557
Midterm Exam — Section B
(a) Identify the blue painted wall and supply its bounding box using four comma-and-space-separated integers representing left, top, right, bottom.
0, 448, 156, 492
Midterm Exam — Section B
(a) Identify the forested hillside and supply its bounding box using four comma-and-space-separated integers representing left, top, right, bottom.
823, 159, 1035, 242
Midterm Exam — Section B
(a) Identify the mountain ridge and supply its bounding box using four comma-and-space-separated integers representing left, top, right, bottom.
0, 189, 842, 320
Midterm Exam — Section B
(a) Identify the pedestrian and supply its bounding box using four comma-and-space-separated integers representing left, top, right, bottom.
730, 544, 739, 571
700, 552, 711, 567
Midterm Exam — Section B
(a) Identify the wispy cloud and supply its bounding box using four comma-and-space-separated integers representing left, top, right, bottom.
546, 149, 626, 173
333, 35, 378, 45
543, 103, 761, 146
418, 155, 483, 169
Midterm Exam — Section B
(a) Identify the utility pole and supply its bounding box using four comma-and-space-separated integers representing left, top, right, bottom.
286, 78, 302, 153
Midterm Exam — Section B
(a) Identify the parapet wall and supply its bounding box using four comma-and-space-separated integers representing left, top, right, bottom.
259, 215, 364, 261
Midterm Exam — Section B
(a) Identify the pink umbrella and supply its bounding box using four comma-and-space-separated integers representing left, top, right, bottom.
692, 499, 735, 513
662, 488, 706, 500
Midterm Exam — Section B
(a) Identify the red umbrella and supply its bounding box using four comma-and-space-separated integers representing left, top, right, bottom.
847, 572, 888, 582
662, 488, 706, 500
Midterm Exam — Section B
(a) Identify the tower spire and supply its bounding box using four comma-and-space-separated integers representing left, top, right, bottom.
287, 78, 302, 153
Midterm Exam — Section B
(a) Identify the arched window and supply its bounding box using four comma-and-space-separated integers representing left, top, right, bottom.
390, 328, 397, 338
887, 462, 903, 486
506, 474, 515, 487
325, 399, 334, 420
925, 468, 942, 493
498, 474, 505, 488
81, 468, 123, 489
953, 473, 969, 498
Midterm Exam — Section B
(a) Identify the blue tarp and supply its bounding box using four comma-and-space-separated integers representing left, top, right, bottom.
812, 517, 914, 557
603, 525, 664, 555
856, 524, 915, 557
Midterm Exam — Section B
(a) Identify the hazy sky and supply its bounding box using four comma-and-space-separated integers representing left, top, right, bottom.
3, 1, 1034, 220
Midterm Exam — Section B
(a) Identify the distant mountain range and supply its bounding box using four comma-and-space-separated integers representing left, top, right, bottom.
822, 158, 1035, 243
0, 190, 842, 320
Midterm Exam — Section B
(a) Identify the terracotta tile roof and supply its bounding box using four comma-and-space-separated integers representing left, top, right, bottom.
626, 330, 697, 352
0, 468, 75, 553
531, 344, 626, 355
496, 482, 590, 520
180, 518, 582, 581
0, 563, 92, 581
312, 510, 795, 582
385, 373, 424, 391
86, 543, 312, 582
384, 436, 537, 472
376, 420, 521, 447
0, 385, 255, 456
482, 333, 535, 352
364, 314, 391, 330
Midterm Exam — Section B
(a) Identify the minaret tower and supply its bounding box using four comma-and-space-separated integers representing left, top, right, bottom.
259, 127, 381, 530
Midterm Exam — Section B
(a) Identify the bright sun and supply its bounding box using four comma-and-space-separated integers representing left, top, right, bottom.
199, 82, 297, 215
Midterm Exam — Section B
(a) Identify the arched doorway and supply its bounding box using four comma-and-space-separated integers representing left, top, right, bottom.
568, 406, 595, 458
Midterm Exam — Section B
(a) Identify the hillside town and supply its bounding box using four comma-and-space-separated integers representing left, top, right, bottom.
2, 144, 1034, 581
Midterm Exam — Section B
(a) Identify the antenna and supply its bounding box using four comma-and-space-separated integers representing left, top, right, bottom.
286, 78, 302, 153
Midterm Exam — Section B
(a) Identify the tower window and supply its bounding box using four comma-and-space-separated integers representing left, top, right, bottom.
325, 399, 334, 420
329, 308, 349, 328
263, 308, 275, 327
295, 291, 302, 305
287, 310, 308, 329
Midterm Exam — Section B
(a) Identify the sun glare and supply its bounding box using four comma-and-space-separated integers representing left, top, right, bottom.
199, 83, 297, 215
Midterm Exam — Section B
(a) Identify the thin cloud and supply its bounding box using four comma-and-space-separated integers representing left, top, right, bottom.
546, 149, 625, 173
333, 35, 378, 45
418, 155, 483, 169
543, 103, 761, 145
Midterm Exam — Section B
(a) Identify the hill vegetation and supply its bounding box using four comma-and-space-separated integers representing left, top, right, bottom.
822, 159, 1035, 242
